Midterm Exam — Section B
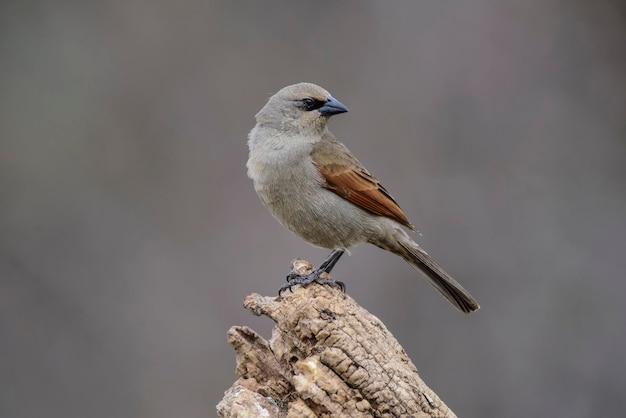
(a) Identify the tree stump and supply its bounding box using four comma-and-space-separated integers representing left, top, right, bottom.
217, 259, 458, 418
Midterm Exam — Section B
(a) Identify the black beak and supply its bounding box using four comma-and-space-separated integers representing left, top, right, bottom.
319, 95, 349, 116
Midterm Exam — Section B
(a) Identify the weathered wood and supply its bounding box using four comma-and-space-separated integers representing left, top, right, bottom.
217, 259, 457, 418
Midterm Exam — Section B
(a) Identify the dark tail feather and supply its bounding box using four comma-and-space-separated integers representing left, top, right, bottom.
399, 240, 480, 313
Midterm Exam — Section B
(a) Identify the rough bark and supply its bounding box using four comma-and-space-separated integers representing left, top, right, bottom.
217, 259, 458, 418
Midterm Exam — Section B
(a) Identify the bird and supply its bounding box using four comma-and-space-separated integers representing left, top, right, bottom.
246, 82, 479, 313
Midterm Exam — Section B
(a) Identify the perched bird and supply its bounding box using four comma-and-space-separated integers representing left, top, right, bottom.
247, 82, 479, 313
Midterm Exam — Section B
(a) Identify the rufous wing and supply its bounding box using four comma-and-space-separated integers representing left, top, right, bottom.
311, 135, 415, 230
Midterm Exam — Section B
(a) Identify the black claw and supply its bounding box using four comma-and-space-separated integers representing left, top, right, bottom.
316, 277, 346, 292
277, 282, 294, 296
278, 269, 346, 296
278, 250, 347, 296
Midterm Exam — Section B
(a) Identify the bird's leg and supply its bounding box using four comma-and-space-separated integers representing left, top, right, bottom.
279, 249, 346, 295
317, 249, 345, 274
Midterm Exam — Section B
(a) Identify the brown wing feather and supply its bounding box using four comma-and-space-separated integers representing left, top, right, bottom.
311, 135, 415, 230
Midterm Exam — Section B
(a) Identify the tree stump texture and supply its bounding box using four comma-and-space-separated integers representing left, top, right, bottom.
217, 259, 458, 418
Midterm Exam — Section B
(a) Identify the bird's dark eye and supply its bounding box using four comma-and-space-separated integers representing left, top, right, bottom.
301, 97, 324, 111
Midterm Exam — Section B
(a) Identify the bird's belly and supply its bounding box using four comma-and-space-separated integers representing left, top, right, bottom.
255, 179, 375, 250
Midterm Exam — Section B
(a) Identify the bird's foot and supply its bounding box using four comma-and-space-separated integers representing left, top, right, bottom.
279, 270, 345, 295
278, 250, 347, 295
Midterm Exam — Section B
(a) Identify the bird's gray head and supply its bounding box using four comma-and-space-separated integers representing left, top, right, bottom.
255, 82, 348, 132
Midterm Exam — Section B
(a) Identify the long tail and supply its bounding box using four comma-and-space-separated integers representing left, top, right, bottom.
397, 238, 480, 313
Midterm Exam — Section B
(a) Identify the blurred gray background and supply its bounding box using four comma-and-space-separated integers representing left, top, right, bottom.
2, 1, 625, 417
